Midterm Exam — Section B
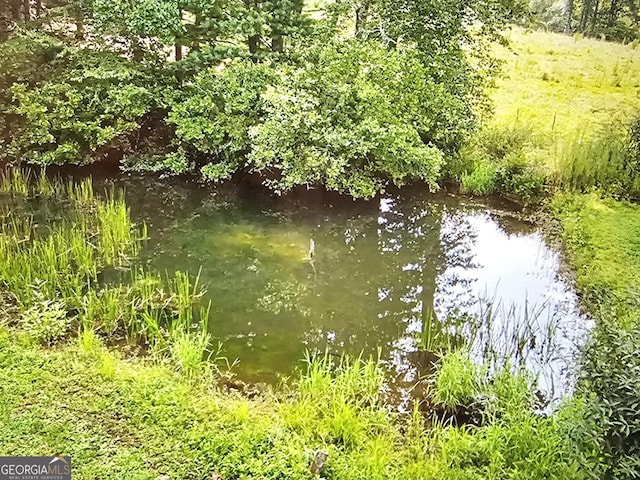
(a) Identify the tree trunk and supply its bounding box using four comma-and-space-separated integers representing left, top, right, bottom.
248, 34, 259, 57
191, 11, 201, 52
591, 0, 600, 32
174, 7, 183, 60
271, 32, 283, 52
627, 0, 640, 24
355, 1, 369, 37
11, 0, 20, 20
22, 0, 29, 20
608, 0, 619, 26
245, 0, 261, 60
35, 0, 40, 17
75, 9, 84, 40
565, 0, 574, 33
579, 0, 592, 30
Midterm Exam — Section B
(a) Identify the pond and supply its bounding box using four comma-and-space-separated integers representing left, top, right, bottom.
95, 175, 589, 407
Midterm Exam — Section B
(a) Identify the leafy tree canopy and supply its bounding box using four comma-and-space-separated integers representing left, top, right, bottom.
0, 0, 524, 197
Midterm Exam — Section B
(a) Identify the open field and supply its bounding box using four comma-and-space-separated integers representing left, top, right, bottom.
492, 28, 640, 141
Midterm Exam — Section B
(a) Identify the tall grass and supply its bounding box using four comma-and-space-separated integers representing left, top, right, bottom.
283, 351, 391, 450
554, 126, 640, 196
418, 297, 565, 401
0, 168, 213, 376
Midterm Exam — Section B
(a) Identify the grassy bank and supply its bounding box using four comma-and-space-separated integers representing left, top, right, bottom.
552, 193, 640, 320
552, 193, 640, 476
0, 328, 589, 479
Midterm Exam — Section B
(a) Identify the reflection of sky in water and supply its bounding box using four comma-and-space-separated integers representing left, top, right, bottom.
388, 207, 590, 408
104, 176, 591, 408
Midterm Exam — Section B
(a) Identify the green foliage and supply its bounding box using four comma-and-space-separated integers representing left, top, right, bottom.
92, 0, 182, 47
555, 119, 640, 198
552, 193, 640, 314
20, 299, 69, 345
494, 151, 545, 201
434, 350, 484, 409
579, 321, 640, 479
456, 127, 545, 201
0, 31, 64, 148
249, 41, 445, 197
553, 192, 640, 478
167, 60, 277, 181
461, 160, 498, 195
168, 41, 447, 197
0, 318, 589, 480
8, 50, 160, 165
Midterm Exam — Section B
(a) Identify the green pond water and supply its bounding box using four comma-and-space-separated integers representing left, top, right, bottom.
96, 176, 588, 404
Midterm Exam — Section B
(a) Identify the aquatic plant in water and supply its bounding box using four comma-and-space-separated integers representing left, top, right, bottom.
0, 168, 212, 374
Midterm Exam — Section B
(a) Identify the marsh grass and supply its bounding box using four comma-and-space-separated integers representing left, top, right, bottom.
283, 351, 393, 453
0, 168, 213, 375
418, 298, 564, 399
554, 126, 640, 196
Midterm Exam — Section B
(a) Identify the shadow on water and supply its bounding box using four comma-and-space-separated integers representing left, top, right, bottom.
6, 168, 592, 410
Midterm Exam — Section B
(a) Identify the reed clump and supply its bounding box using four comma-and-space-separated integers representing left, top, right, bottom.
0, 168, 211, 375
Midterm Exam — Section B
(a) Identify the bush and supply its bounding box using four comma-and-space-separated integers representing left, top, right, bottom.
167, 41, 455, 198
495, 151, 545, 202
0, 31, 64, 150
578, 320, 640, 479
460, 159, 498, 195
20, 300, 70, 345
6, 50, 166, 165
454, 126, 544, 201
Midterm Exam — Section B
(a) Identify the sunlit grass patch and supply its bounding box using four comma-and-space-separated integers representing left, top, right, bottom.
459, 27, 640, 198
552, 193, 640, 320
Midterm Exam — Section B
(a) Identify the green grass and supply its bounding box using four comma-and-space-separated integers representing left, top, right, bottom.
492, 28, 640, 145
455, 28, 640, 199
0, 169, 212, 374
0, 329, 590, 479
552, 193, 640, 321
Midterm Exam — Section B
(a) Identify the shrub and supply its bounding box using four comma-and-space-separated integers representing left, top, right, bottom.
20, 300, 70, 345
7, 50, 164, 165
460, 160, 498, 195
0, 31, 64, 150
495, 151, 546, 202
578, 320, 640, 479
167, 41, 455, 198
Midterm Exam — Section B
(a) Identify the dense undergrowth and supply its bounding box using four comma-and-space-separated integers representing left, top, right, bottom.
2, 27, 639, 202
553, 194, 640, 478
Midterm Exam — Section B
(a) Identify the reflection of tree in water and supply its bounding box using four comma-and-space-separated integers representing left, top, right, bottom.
118, 177, 586, 400
295, 196, 452, 388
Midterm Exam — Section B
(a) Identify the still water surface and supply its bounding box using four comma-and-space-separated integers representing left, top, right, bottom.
106, 177, 589, 403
